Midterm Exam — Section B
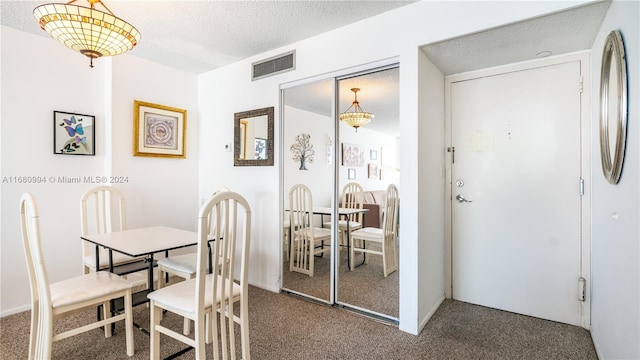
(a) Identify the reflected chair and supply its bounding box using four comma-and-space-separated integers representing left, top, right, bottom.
148, 191, 252, 360
289, 184, 331, 277
156, 186, 229, 336
20, 193, 134, 359
80, 186, 147, 287
349, 183, 399, 277
323, 182, 364, 248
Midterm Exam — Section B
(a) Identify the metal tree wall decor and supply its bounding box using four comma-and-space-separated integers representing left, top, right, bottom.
290, 133, 315, 170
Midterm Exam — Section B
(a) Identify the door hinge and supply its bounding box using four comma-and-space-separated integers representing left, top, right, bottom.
447, 146, 455, 164
579, 178, 584, 196
578, 277, 586, 301
578, 77, 584, 93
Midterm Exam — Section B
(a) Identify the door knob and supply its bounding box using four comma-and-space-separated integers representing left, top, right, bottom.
455, 194, 473, 203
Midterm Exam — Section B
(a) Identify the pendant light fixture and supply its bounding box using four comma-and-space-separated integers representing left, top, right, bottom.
339, 88, 374, 131
34, 0, 140, 68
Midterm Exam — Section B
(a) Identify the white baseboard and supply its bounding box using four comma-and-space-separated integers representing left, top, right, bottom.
419, 294, 446, 332
1, 304, 30, 318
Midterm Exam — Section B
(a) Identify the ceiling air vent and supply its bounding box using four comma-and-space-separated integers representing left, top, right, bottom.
252, 50, 295, 81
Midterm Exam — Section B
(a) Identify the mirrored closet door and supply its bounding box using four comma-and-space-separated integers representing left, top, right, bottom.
281, 79, 335, 303
335, 67, 400, 321
281, 65, 400, 322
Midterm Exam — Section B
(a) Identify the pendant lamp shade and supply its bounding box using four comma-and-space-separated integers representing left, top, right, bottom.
339, 88, 374, 131
34, 1, 140, 67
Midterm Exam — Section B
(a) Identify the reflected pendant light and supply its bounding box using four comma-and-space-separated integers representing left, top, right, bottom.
339, 88, 374, 132
34, 0, 140, 68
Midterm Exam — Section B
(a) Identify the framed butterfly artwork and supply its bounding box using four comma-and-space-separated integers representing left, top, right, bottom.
53, 111, 95, 155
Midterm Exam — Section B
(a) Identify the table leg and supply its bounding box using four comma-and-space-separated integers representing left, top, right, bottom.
147, 254, 155, 292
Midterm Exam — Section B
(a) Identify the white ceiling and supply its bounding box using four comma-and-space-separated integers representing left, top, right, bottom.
1, 1, 610, 137
0, 0, 416, 74
421, 1, 611, 75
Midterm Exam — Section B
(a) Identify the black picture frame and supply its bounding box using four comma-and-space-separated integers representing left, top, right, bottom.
53, 111, 95, 155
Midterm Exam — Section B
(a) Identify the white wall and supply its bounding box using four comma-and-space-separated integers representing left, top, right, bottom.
589, 1, 640, 358
196, 1, 590, 334
1, 0, 600, 337
0, 27, 198, 315
338, 123, 399, 192
1, 26, 106, 314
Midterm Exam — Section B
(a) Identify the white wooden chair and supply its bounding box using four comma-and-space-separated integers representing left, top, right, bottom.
156, 187, 229, 336
323, 182, 364, 247
148, 191, 252, 360
80, 186, 147, 287
20, 192, 134, 359
289, 184, 331, 277
349, 184, 399, 277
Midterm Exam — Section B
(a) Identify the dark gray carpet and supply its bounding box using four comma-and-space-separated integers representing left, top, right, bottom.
1, 285, 597, 359
283, 244, 399, 318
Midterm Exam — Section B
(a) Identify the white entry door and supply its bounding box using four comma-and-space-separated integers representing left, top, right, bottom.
450, 60, 584, 326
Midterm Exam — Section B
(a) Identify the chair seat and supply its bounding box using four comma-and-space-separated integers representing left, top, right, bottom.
157, 253, 197, 275
302, 227, 331, 239
50, 271, 132, 308
148, 274, 240, 314
351, 227, 383, 241
323, 220, 362, 229
83, 251, 145, 270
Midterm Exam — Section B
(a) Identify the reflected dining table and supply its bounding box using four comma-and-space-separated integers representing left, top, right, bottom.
309, 206, 369, 266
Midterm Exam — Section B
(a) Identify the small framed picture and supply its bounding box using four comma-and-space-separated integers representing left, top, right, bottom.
134, 100, 187, 158
348, 168, 356, 180
370, 149, 378, 161
368, 163, 379, 179
254, 138, 267, 159
53, 111, 95, 155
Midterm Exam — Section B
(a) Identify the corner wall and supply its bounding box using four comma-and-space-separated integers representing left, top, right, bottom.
0, 27, 198, 315
589, 1, 640, 358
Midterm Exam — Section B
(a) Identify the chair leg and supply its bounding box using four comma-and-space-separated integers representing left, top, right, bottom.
103, 301, 112, 338
150, 302, 161, 360
183, 317, 191, 335
211, 309, 220, 360
194, 313, 206, 360
350, 240, 355, 271
240, 295, 251, 360
124, 290, 134, 356
28, 305, 38, 360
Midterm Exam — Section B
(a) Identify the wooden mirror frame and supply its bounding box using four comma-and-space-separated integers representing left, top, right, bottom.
599, 30, 628, 184
234, 107, 274, 166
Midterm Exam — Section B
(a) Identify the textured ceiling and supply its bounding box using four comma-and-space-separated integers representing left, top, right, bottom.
1, 0, 415, 74
1, 1, 611, 137
422, 1, 611, 75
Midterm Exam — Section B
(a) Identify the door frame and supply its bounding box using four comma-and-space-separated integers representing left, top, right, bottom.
443, 51, 591, 329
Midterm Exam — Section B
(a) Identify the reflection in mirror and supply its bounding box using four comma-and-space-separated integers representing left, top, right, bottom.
281, 80, 334, 302
599, 30, 627, 184
234, 107, 274, 166
336, 67, 400, 321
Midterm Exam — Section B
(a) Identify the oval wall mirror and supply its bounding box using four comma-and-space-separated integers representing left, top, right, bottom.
599, 30, 627, 184
234, 107, 274, 166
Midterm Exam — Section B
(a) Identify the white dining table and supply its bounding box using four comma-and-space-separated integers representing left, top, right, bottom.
287, 207, 369, 266
81, 226, 199, 303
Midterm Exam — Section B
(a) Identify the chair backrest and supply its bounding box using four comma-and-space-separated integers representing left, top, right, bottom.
194, 191, 251, 314
382, 184, 399, 240
207, 186, 230, 236
289, 183, 315, 233
341, 182, 364, 223
80, 186, 126, 259
20, 193, 52, 360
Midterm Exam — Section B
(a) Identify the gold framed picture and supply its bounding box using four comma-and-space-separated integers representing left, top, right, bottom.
133, 100, 187, 158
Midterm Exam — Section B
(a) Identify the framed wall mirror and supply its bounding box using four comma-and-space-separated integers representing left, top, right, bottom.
599, 30, 628, 184
234, 107, 274, 166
